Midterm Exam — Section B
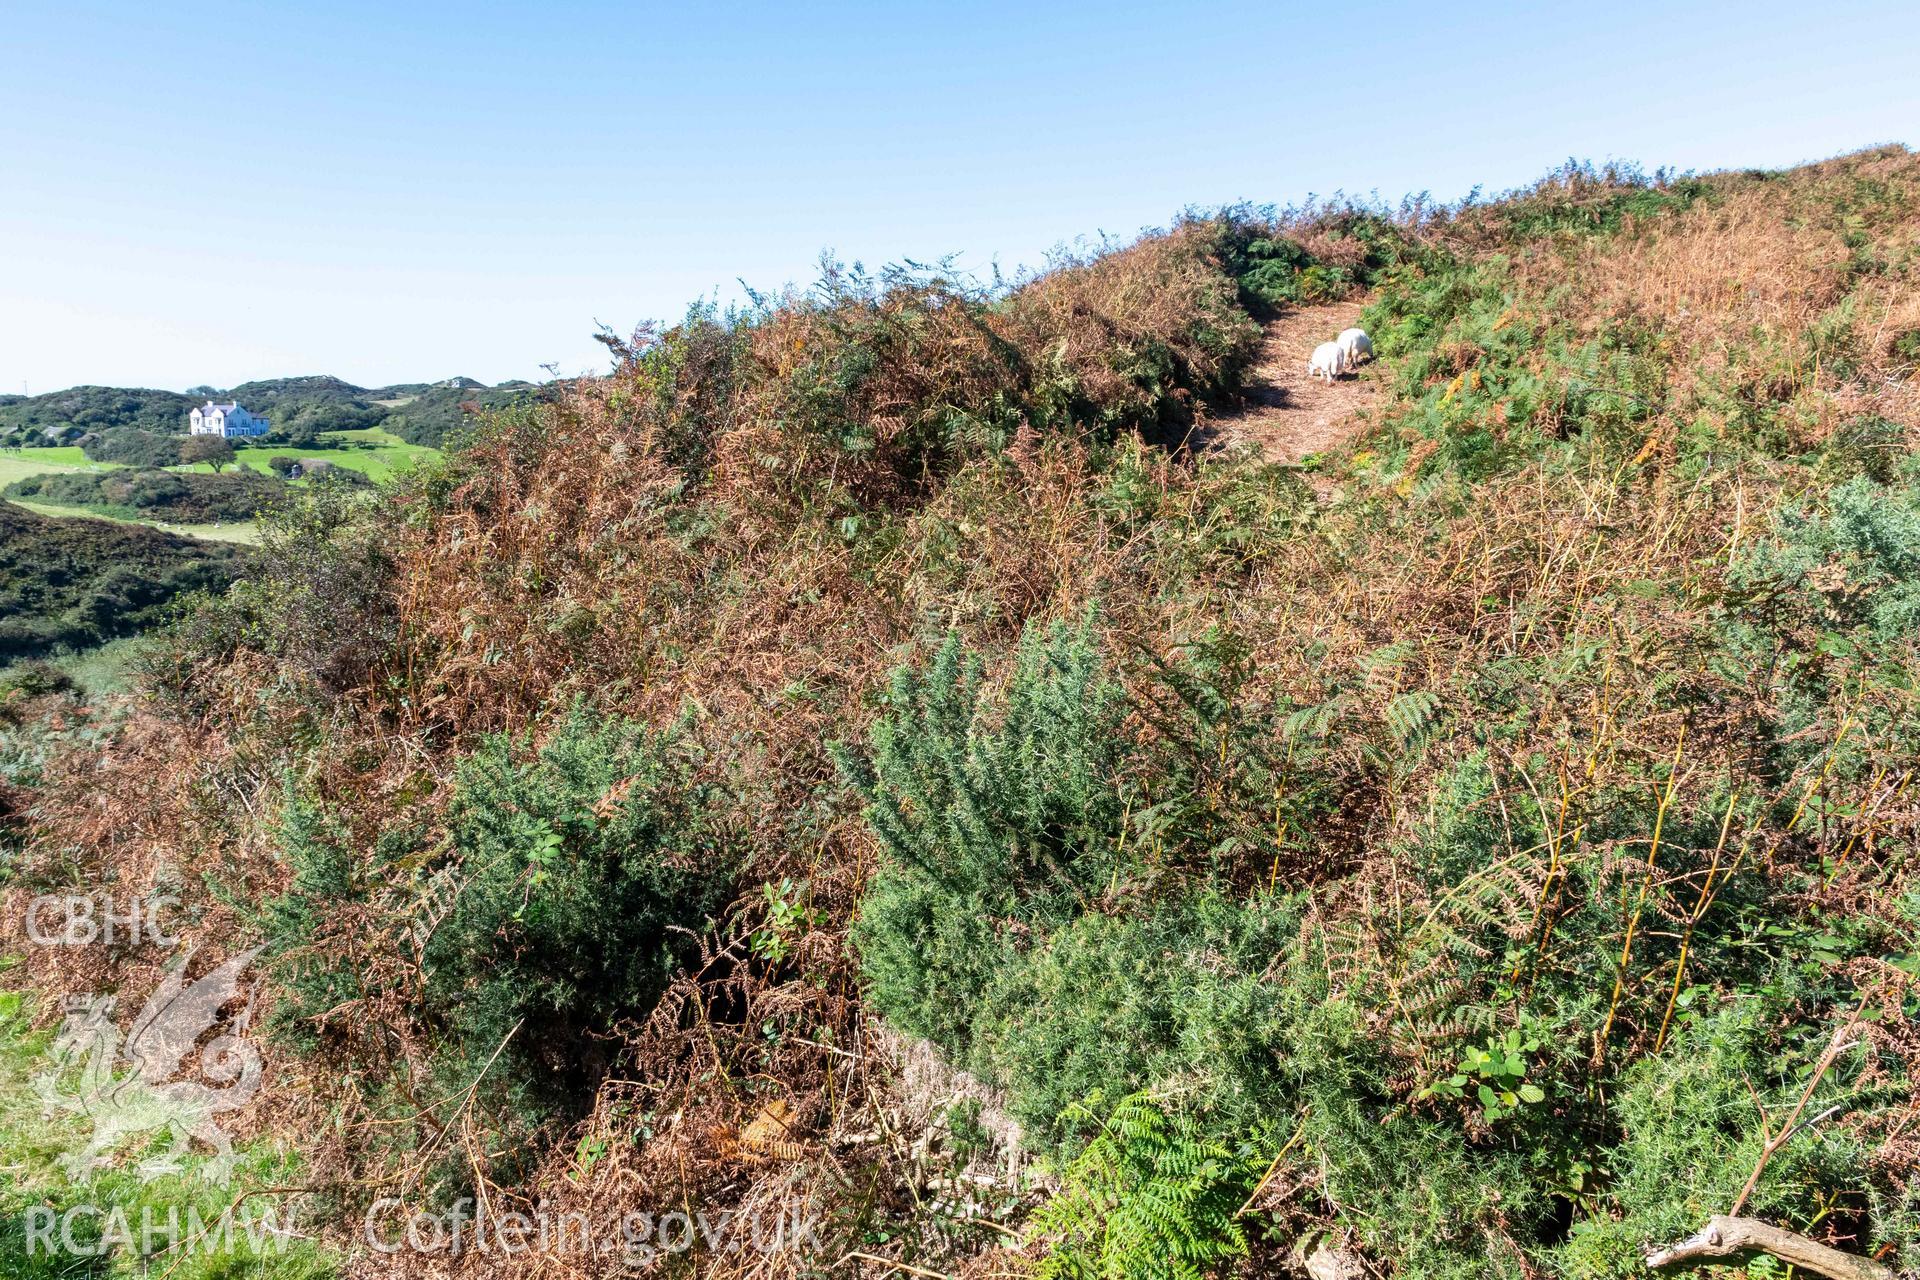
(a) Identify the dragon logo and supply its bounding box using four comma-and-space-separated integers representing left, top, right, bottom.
33, 946, 265, 1186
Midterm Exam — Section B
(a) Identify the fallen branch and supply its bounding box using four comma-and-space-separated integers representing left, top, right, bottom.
839, 1252, 955, 1279
1644, 1216, 1891, 1280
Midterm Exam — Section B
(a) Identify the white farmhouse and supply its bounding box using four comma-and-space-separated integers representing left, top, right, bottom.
189, 401, 271, 437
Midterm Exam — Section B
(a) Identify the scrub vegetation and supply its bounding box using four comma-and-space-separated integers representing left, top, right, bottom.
3, 146, 1920, 1279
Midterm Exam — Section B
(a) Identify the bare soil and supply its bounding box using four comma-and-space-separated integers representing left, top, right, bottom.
1205, 296, 1379, 463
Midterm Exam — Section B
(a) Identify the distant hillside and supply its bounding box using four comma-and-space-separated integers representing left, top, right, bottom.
0, 501, 249, 661
1, 374, 542, 448
0, 385, 196, 437
379, 380, 531, 445
223, 375, 392, 438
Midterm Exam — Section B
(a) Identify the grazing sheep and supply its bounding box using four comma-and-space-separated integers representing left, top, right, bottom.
1308, 340, 1347, 383
1337, 327, 1373, 365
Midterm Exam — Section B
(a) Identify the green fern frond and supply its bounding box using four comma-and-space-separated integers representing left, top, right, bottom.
1033, 1092, 1260, 1280
1384, 689, 1440, 749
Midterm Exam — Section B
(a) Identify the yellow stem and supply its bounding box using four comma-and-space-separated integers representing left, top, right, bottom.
1654, 789, 1743, 1052
1599, 727, 1686, 1056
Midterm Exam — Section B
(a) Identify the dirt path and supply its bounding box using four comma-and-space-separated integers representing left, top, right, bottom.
1205, 296, 1379, 463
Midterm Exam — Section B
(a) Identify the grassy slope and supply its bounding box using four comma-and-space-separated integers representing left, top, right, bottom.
4, 449, 260, 541
7, 446, 92, 467
0, 450, 93, 486
4, 497, 262, 545
28, 635, 148, 696
0, 979, 335, 1279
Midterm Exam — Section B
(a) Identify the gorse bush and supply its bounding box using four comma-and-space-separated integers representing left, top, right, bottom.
967, 892, 1308, 1150
266, 705, 733, 1183
844, 625, 1320, 1148
1734, 469, 1920, 642
846, 620, 1126, 909
425, 706, 733, 1112
842, 619, 1128, 1051
1720, 467, 1920, 791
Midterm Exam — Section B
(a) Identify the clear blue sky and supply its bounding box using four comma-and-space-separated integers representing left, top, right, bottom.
5, 0, 1916, 394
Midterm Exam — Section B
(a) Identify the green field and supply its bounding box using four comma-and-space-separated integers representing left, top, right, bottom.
2, 635, 148, 697
3, 497, 260, 545
187, 430, 441, 483
322, 426, 413, 444
9, 446, 91, 466
4, 434, 438, 538
10, 435, 441, 486
0, 449, 97, 486
3, 449, 260, 544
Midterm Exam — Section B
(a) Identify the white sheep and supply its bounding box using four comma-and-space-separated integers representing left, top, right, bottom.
1308, 340, 1347, 383
1337, 327, 1373, 366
